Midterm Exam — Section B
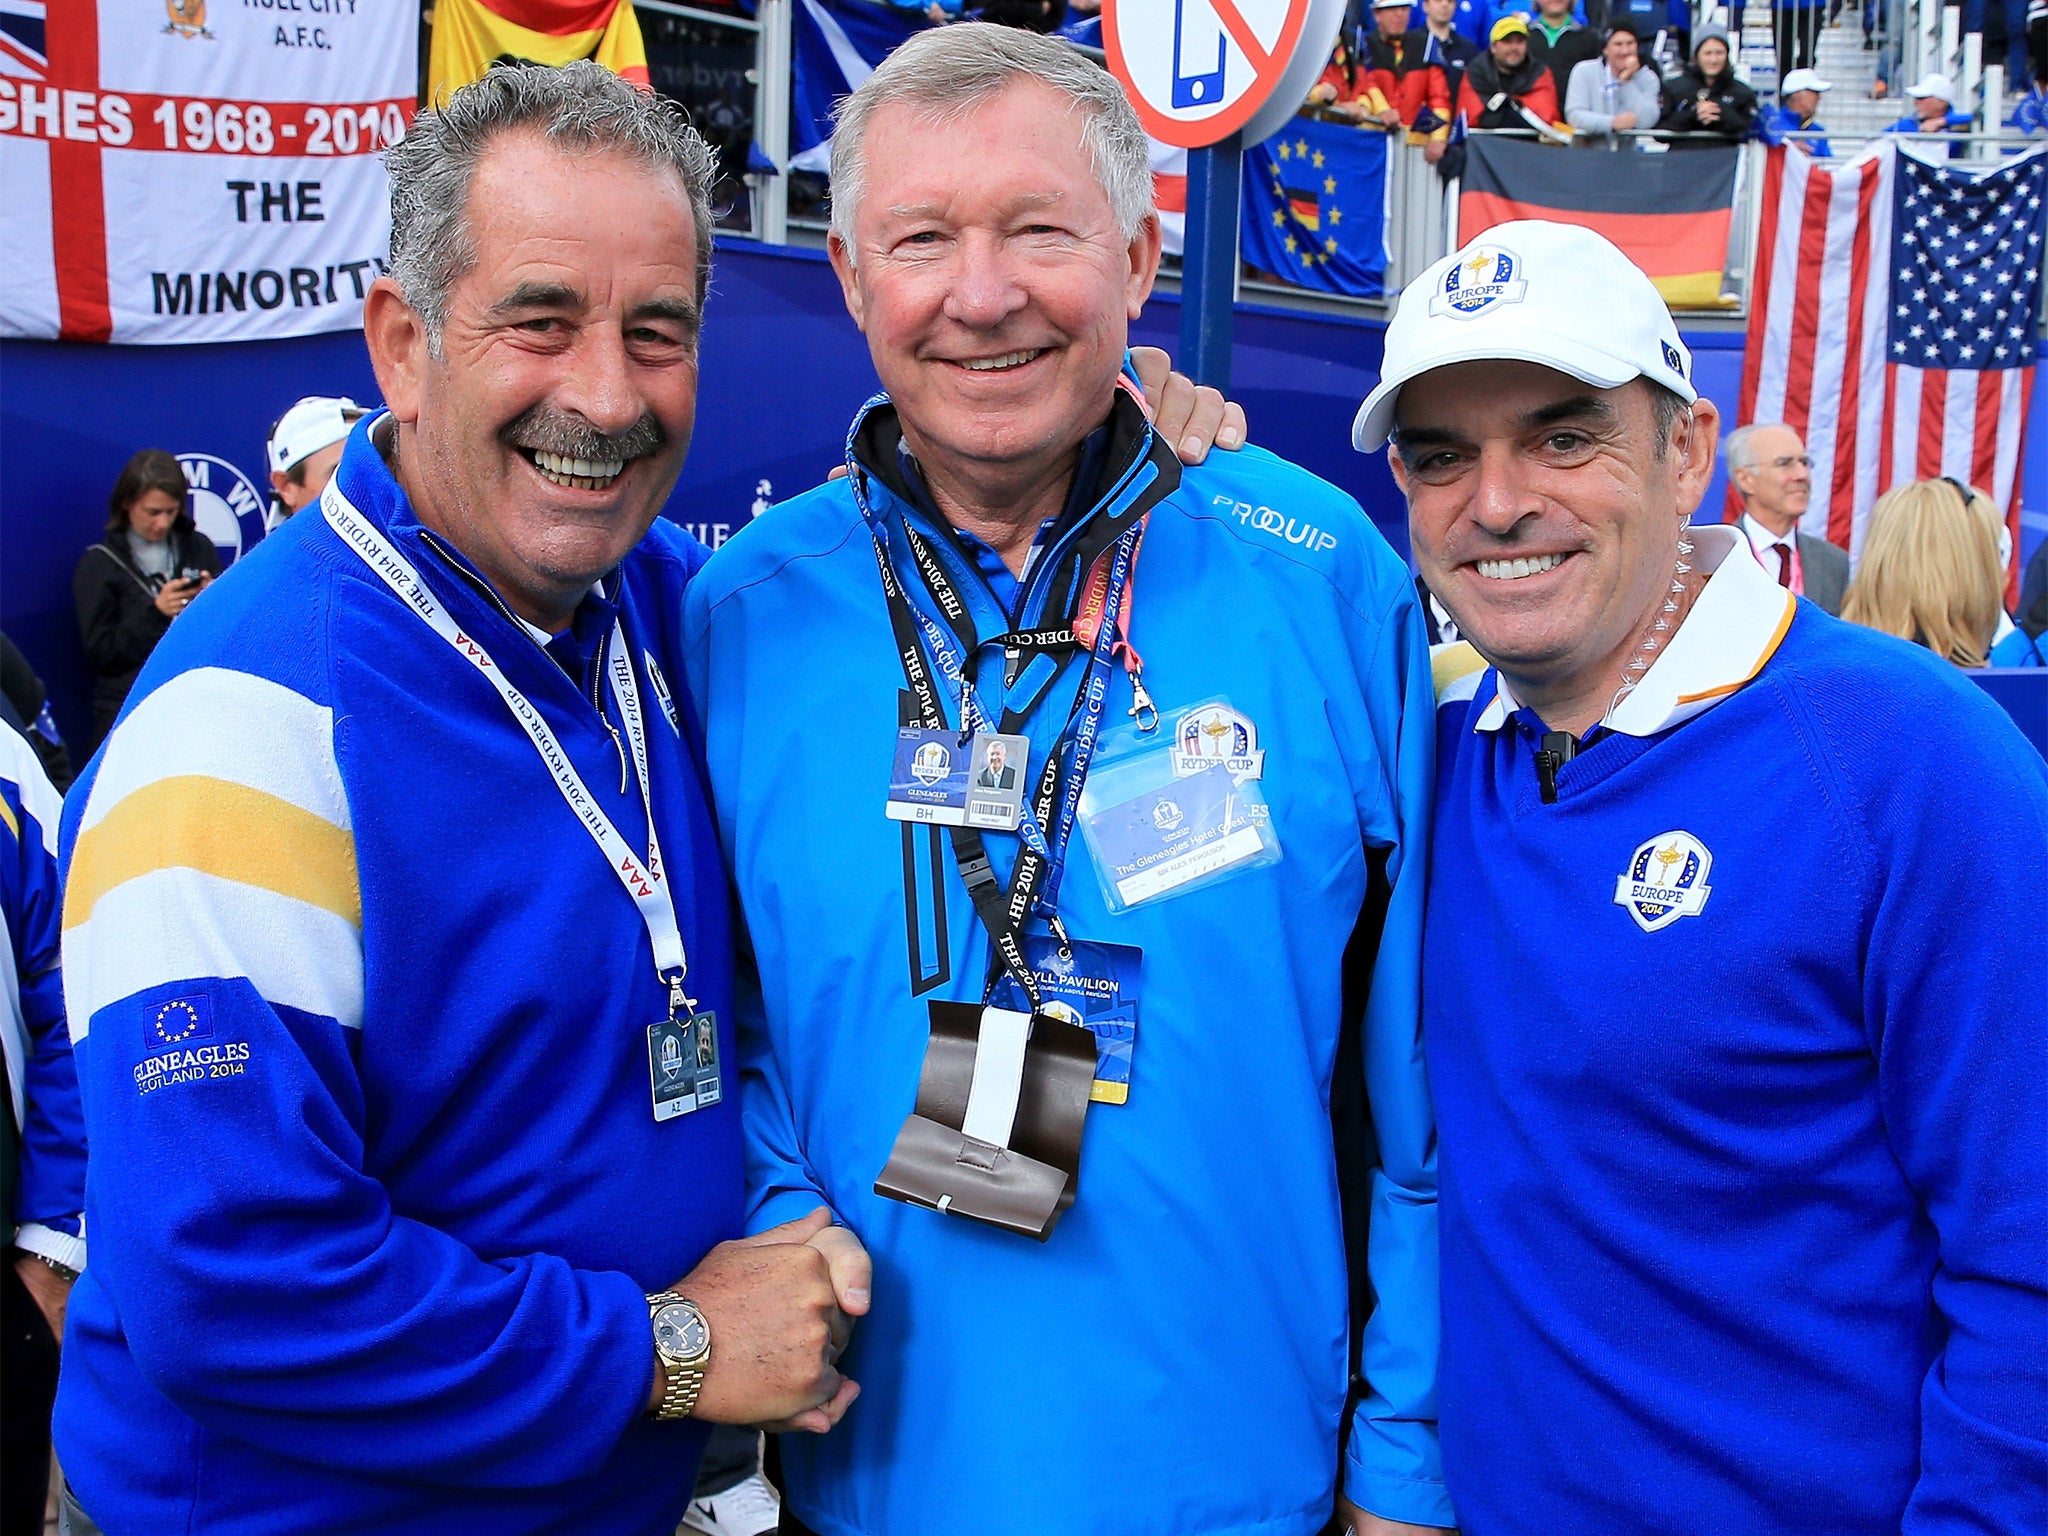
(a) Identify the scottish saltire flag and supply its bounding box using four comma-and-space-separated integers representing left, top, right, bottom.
789, 0, 922, 172
1736, 141, 2047, 577
1241, 119, 1390, 298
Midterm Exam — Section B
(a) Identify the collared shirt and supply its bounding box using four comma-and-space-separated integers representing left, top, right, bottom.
1739, 511, 1804, 597
1468, 523, 1794, 738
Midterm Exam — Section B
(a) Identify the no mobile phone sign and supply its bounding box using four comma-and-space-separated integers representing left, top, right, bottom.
1104, 0, 1346, 149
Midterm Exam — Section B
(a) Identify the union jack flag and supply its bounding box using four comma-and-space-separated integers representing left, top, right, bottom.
1736, 140, 2048, 586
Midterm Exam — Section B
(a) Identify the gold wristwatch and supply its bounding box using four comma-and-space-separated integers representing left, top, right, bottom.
646, 1291, 711, 1421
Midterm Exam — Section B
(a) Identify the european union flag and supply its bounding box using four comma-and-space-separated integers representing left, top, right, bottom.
1241, 119, 1390, 299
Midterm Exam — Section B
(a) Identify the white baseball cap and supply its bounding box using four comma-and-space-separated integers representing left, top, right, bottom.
1778, 68, 1833, 95
1351, 220, 1696, 453
267, 395, 364, 474
1905, 72, 1954, 100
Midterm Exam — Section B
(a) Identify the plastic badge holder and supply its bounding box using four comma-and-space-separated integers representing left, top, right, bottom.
1076, 698, 1283, 916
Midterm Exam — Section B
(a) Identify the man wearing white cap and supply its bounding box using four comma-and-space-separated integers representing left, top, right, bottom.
1356, 219, 2047, 1533
1892, 71, 1973, 153
1759, 67, 1832, 155
265, 394, 367, 527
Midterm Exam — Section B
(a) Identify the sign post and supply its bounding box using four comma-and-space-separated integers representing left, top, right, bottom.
1105, 0, 1345, 389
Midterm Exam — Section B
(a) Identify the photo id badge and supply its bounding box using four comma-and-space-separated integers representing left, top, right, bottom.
989, 935, 1144, 1104
648, 1011, 722, 1122
885, 728, 1029, 831
1078, 698, 1282, 915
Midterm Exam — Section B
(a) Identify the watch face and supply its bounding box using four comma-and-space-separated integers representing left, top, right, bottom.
654, 1302, 709, 1362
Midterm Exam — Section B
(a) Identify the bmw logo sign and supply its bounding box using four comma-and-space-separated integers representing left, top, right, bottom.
177, 452, 268, 567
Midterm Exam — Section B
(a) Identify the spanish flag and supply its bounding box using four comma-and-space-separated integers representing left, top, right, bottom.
1458, 137, 1740, 310
427, 0, 650, 106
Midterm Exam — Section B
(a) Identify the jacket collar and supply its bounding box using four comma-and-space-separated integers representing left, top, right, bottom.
1473, 524, 1797, 737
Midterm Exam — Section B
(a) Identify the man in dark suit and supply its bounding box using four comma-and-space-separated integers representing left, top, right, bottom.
975, 739, 1017, 790
1724, 422, 1849, 615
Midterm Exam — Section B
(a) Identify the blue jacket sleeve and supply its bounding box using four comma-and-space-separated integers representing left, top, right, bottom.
1830, 687, 2048, 1534
58, 738, 652, 1489
4, 727, 85, 1269
1342, 578, 1452, 1529
681, 572, 837, 1238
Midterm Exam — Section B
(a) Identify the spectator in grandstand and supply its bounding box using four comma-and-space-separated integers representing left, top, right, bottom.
1311, 0, 1453, 132
1526, 0, 1602, 104
1565, 23, 1664, 134
71, 448, 220, 755
1461, 16, 1567, 130
1662, 25, 1759, 138
1773, 0, 1824, 75
1413, 0, 1474, 156
1418, 0, 1491, 47
1421, 0, 1480, 90
979, 0, 1067, 30
1943, 477, 2047, 667
0, 633, 72, 792
1842, 479, 2004, 667
2019, 536, 2048, 636
265, 394, 367, 529
1758, 67, 1833, 155
1724, 422, 1848, 614
1890, 74, 1973, 156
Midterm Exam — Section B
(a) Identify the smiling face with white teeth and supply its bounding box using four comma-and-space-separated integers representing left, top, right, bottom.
363, 131, 701, 633
1393, 360, 1720, 734
827, 78, 1161, 559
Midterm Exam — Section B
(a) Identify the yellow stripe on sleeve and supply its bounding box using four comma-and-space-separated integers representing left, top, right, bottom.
65, 775, 361, 933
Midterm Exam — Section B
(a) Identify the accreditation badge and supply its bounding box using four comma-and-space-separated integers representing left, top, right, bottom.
648, 1012, 722, 1122
989, 935, 1144, 1104
1077, 697, 1283, 915
884, 728, 1030, 832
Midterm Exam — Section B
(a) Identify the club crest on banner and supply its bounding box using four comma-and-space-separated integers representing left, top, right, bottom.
1613, 830, 1714, 933
164, 0, 214, 40
1432, 245, 1527, 319
178, 453, 267, 566
1171, 702, 1266, 782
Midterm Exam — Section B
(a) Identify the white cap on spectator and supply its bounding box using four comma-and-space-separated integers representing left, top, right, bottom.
1778, 68, 1832, 95
268, 395, 362, 474
1351, 220, 1695, 452
1905, 72, 1955, 100
1372, 0, 1410, 9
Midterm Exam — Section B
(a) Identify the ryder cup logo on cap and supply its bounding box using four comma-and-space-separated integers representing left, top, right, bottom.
1352, 220, 1697, 452
1432, 245, 1528, 319
267, 396, 363, 474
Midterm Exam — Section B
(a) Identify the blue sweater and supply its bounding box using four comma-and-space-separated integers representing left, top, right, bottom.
1426, 541, 2048, 1533
3, 721, 83, 1273
684, 393, 1448, 1533
55, 420, 743, 1534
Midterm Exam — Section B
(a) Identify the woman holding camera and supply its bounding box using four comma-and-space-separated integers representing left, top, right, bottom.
73, 449, 220, 753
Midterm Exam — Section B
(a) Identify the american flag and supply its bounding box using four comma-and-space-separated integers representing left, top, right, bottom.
1735, 141, 2048, 578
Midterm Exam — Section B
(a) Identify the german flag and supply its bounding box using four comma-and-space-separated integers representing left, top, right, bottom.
1458, 138, 1740, 310
427, 0, 649, 106
1286, 187, 1322, 231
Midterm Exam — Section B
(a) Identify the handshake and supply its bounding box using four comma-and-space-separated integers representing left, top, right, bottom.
652, 1208, 871, 1434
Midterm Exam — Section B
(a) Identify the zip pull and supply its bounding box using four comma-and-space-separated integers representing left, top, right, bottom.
608, 722, 629, 794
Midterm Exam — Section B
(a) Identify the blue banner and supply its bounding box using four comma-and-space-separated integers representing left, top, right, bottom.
1241, 118, 1390, 299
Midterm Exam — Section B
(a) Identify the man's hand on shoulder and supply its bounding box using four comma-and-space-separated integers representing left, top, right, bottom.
1339, 1497, 1458, 1536
662, 1207, 864, 1434
1128, 346, 1248, 464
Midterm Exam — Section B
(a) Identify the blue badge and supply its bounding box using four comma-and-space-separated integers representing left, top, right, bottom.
147, 994, 213, 1046
989, 935, 1144, 1104
884, 727, 1028, 831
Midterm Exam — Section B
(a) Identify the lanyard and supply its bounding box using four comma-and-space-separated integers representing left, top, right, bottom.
321, 484, 697, 1018
844, 411, 1142, 1009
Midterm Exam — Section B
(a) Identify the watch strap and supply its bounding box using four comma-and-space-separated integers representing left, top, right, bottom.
646, 1290, 705, 1421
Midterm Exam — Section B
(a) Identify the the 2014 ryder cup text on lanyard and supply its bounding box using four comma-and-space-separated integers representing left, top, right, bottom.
319, 484, 697, 1018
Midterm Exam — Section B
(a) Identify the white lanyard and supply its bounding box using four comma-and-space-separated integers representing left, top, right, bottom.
321, 484, 694, 1014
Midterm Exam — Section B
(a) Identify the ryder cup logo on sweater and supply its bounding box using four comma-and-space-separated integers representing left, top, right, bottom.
1432, 247, 1527, 319
1613, 831, 1714, 933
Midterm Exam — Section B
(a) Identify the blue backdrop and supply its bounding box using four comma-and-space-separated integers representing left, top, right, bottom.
2, 238, 2039, 753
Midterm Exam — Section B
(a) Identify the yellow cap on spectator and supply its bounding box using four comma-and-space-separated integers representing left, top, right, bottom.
1489, 15, 1529, 40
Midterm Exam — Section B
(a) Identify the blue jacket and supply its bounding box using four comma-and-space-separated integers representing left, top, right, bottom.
55, 419, 743, 1534
683, 390, 1448, 1533
3, 721, 82, 1274
1426, 530, 2048, 1534
1759, 104, 1832, 156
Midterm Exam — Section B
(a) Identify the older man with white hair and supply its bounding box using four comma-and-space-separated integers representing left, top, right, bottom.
1722, 421, 1847, 614
686, 23, 1449, 1536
